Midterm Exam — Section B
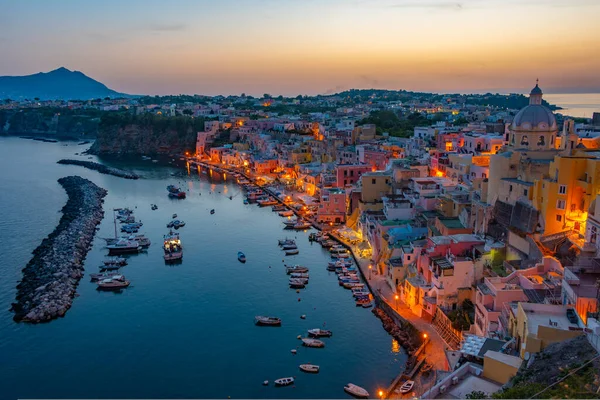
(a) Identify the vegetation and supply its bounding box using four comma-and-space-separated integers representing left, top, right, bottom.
0, 107, 105, 138
357, 110, 431, 137
446, 299, 475, 331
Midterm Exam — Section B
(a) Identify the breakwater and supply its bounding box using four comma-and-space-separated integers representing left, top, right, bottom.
57, 159, 140, 179
11, 176, 107, 323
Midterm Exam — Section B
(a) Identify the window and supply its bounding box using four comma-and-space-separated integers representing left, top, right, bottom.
334, 198, 338, 203
556, 214, 562, 222
372, 179, 376, 184
557, 199, 566, 210
509, 185, 513, 192
524, 189, 528, 196
559, 185, 567, 194
343, 170, 348, 177
350, 170, 354, 177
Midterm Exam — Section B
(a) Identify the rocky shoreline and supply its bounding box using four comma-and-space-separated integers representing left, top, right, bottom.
372, 307, 422, 355
57, 159, 140, 179
11, 176, 107, 323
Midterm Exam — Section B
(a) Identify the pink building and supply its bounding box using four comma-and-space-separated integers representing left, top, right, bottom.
317, 188, 347, 224
335, 165, 371, 188
363, 149, 389, 171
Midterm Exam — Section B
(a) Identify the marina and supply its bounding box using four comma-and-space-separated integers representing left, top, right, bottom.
0, 138, 404, 400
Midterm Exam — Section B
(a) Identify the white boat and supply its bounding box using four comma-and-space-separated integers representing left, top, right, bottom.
299, 364, 320, 373
289, 278, 306, 288
285, 249, 299, 255
279, 210, 294, 217
255, 316, 281, 326
286, 265, 309, 274
344, 383, 370, 398
281, 244, 298, 251
307, 328, 332, 338
274, 377, 294, 386
107, 239, 142, 254
301, 338, 325, 348
96, 275, 130, 290
283, 219, 298, 227
278, 238, 296, 246
399, 380, 415, 394
290, 272, 309, 279
293, 221, 311, 230
343, 282, 364, 289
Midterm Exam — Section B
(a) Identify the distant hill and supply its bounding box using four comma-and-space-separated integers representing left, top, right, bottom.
0, 67, 129, 100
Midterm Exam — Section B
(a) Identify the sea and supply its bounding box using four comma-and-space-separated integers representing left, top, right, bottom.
544, 93, 600, 118
0, 137, 404, 400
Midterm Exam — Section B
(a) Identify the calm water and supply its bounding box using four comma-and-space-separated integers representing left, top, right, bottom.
544, 93, 600, 118
0, 137, 404, 399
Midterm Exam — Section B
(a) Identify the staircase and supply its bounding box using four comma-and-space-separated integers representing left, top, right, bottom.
432, 308, 461, 350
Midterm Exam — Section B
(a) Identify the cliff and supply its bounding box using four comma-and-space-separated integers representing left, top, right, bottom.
88, 113, 204, 156
0, 108, 101, 139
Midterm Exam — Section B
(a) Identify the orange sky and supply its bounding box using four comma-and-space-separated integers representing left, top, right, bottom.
1, 0, 599, 95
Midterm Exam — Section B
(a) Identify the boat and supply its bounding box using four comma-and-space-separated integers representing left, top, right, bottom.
166, 221, 175, 228
210, 209, 215, 214
281, 244, 298, 251
285, 249, 299, 256
399, 380, 415, 394
299, 364, 320, 373
163, 231, 183, 262
107, 239, 142, 254
103, 257, 127, 266
343, 282, 364, 289
254, 316, 281, 326
172, 220, 186, 229
289, 279, 306, 288
344, 383, 370, 399
278, 238, 296, 246
243, 199, 249, 205
96, 276, 130, 291
356, 298, 372, 307
279, 210, 294, 217
238, 252, 246, 263
172, 213, 177, 218
274, 377, 294, 386
286, 265, 309, 274
290, 272, 309, 279
99, 264, 122, 272
301, 338, 325, 348
307, 328, 332, 338
272, 205, 286, 212
293, 221, 311, 230
283, 220, 298, 228
167, 185, 186, 199
258, 198, 278, 207
151, 204, 158, 210
90, 272, 120, 281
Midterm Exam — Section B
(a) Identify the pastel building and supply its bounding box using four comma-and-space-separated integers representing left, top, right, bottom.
317, 188, 347, 224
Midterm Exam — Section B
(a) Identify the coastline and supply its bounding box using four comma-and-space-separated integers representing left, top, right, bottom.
11, 176, 107, 323
57, 159, 140, 179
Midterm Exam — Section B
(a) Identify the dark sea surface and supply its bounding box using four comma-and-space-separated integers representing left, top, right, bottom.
0, 137, 405, 399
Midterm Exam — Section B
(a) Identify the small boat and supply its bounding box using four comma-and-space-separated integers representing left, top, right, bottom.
274, 377, 294, 386
255, 316, 281, 326
258, 198, 278, 207
210, 209, 215, 214
90, 272, 119, 281
344, 383, 370, 399
96, 276, 130, 291
103, 257, 127, 266
272, 205, 286, 212
238, 252, 246, 263
151, 204, 158, 210
172, 213, 177, 218
107, 239, 142, 254
278, 238, 296, 246
283, 219, 298, 228
286, 265, 309, 274
293, 221, 311, 230
289, 279, 306, 288
301, 338, 325, 348
263, 380, 269, 386
290, 272, 309, 279
307, 328, 332, 337
299, 364, 320, 373
399, 380, 415, 394
282, 244, 298, 251
285, 249, 299, 256
172, 220, 186, 229
343, 282, 364, 289
99, 264, 122, 271
279, 210, 294, 217
243, 199, 249, 205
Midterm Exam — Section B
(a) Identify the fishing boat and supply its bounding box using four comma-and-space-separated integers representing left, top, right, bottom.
278, 238, 295, 246
237, 252, 246, 263
89, 271, 120, 281
344, 383, 370, 398
254, 316, 281, 326
290, 272, 309, 279
299, 364, 320, 373
103, 257, 127, 266
274, 377, 294, 386
286, 265, 309, 274
163, 231, 183, 262
285, 249, 299, 256
307, 328, 332, 338
301, 338, 325, 348
107, 239, 142, 255
279, 210, 294, 217
167, 185, 186, 199
281, 244, 298, 251
293, 221, 311, 230
289, 279, 306, 288
96, 275, 130, 291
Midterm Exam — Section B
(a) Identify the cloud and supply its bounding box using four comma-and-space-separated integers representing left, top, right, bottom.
146, 23, 187, 32
359, 75, 380, 87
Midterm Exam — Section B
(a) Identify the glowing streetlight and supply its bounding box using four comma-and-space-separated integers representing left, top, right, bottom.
395, 294, 399, 309
423, 333, 428, 339
378, 389, 384, 399
368, 264, 372, 280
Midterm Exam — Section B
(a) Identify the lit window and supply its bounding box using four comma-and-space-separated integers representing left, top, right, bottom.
559, 185, 567, 194
557, 199, 566, 210
556, 214, 562, 222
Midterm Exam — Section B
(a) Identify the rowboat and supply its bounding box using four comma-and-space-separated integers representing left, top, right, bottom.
344, 383, 369, 398
238, 252, 246, 263
254, 316, 281, 326
301, 338, 325, 348
286, 265, 309, 274
307, 328, 332, 337
299, 364, 320, 373
285, 249, 299, 255
274, 377, 294, 386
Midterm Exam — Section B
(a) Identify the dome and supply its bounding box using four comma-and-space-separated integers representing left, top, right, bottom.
511, 104, 557, 132
530, 83, 542, 95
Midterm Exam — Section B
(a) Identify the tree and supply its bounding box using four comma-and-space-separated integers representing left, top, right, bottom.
466, 391, 488, 399
263, 93, 271, 99
182, 109, 193, 116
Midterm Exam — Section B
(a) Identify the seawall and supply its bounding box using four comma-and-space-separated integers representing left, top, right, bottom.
11, 176, 107, 323
57, 159, 140, 179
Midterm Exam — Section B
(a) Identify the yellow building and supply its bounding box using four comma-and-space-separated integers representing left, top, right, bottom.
359, 171, 392, 211
482, 351, 523, 385
290, 146, 312, 164
513, 302, 583, 359
532, 151, 600, 236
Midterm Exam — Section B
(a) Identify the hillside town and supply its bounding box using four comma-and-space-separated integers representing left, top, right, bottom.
187, 84, 600, 398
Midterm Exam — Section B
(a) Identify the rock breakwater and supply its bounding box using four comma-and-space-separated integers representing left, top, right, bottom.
372, 307, 421, 354
57, 159, 140, 179
11, 176, 107, 323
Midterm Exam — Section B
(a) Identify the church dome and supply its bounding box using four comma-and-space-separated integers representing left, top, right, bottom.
510, 82, 557, 132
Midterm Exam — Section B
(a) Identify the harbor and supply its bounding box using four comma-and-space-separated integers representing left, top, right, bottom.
0, 137, 405, 400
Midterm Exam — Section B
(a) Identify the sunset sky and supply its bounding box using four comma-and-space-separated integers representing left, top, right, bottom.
1, 0, 599, 96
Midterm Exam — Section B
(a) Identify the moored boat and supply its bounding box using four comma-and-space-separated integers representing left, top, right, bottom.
254, 316, 281, 326
293, 221, 311, 230
96, 275, 130, 291
103, 257, 127, 266
286, 265, 309, 274
301, 338, 325, 348
290, 272, 309, 279
238, 251, 246, 263
285, 249, 299, 255
289, 278, 306, 288
274, 377, 294, 386
163, 231, 183, 262
307, 328, 332, 337
279, 210, 294, 217
281, 244, 298, 250
299, 364, 320, 373
107, 239, 142, 254
344, 383, 369, 398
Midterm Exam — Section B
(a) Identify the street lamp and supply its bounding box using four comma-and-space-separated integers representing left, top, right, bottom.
423, 333, 428, 356
378, 389, 384, 399
368, 264, 372, 280
395, 294, 399, 310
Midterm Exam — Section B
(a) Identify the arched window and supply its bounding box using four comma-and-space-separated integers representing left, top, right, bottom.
521, 135, 529, 145
537, 136, 545, 146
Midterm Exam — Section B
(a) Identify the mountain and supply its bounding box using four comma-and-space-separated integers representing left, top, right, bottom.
0, 67, 129, 100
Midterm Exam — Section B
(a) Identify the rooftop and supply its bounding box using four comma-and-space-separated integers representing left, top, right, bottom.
501, 177, 534, 187
438, 217, 466, 229
520, 303, 580, 334
483, 350, 523, 369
